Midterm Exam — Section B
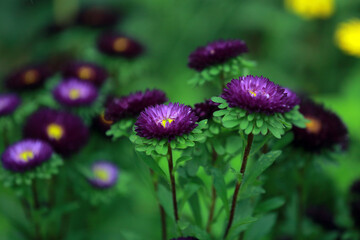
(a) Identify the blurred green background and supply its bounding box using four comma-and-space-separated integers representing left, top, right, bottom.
0, 0, 359, 239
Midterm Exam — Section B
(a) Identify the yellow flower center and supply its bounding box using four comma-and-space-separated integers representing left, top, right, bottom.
23, 70, 39, 85
285, 0, 334, 19
100, 112, 113, 125
94, 168, 110, 181
69, 89, 81, 100
335, 19, 360, 57
18, 150, 34, 162
78, 67, 94, 80
113, 37, 129, 52
161, 118, 174, 128
47, 123, 64, 140
249, 90, 257, 97
305, 117, 322, 134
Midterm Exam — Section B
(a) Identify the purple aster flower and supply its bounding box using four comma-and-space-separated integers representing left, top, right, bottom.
188, 39, 248, 71
77, 6, 119, 28
105, 89, 168, 122
292, 99, 348, 152
24, 109, 89, 156
171, 237, 199, 240
221, 75, 299, 114
0, 93, 21, 117
194, 99, 220, 121
53, 79, 98, 107
135, 103, 198, 140
5, 64, 52, 90
88, 161, 119, 189
62, 62, 108, 87
1, 139, 53, 172
97, 32, 144, 58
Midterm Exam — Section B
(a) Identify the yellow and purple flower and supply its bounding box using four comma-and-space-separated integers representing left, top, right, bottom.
53, 79, 98, 107
194, 99, 219, 121
135, 103, 198, 140
76, 6, 119, 28
97, 32, 144, 58
105, 89, 167, 122
188, 39, 248, 71
292, 99, 348, 152
0, 93, 21, 117
221, 75, 299, 114
24, 109, 89, 156
1, 139, 53, 172
62, 62, 108, 87
88, 161, 119, 189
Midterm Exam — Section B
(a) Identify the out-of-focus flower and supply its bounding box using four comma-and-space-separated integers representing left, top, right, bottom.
53, 79, 98, 107
0, 94, 21, 117
292, 99, 348, 152
105, 89, 167, 122
24, 109, 89, 156
1, 139, 53, 172
221, 75, 299, 114
285, 0, 334, 19
193, 99, 219, 121
88, 161, 119, 189
135, 103, 198, 140
62, 62, 108, 87
97, 32, 144, 58
77, 7, 119, 28
335, 19, 360, 57
5, 64, 52, 91
94, 111, 114, 135
188, 39, 248, 71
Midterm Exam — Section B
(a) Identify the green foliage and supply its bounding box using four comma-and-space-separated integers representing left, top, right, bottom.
106, 119, 135, 140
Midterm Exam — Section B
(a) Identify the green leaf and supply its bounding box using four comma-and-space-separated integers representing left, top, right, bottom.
213, 110, 228, 117
223, 120, 239, 128
136, 152, 167, 179
255, 197, 285, 214
225, 136, 243, 154
176, 156, 192, 167
188, 193, 202, 226
213, 142, 225, 155
211, 96, 225, 103
243, 214, 277, 240
157, 184, 174, 221
155, 144, 168, 155
240, 119, 249, 130
211, 168, 229, 215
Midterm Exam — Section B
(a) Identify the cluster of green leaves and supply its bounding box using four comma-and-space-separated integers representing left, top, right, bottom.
211, 97, 307, 138
106, 119, 135, 140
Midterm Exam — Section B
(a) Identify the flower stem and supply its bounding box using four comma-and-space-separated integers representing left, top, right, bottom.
224, 133, 254, 239
167, 142, 179, 222
206, 147, 218, 233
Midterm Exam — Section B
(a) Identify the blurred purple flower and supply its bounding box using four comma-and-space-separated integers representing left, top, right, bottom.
88, 161, 119, 189
193, 99, 219, 121
0, 93, 21, 117
62, 62, 108, 87
77, 6, 119, 28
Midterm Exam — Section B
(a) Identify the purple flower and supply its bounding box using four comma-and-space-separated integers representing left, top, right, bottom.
0, 94, 21, 117
62, 62, 108, 87
171, 237, 199, 240
105, 89, 168, 122
24, 109, 89, 156
94, 111, 114, 134
194, 99, 219, 121
6, 64, 52, 90
53, 79, 98, 107
292, 99, 348, 152
221, 75, 299, 114
97, 32, 144, 58
77, 6, 119, 28
1, 139, 53, 172
188, 39, 248, 71
88, 161, 119, 189
135, 103, 198, 140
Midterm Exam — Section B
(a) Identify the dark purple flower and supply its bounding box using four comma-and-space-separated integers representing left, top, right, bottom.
0, 94, 21, 117
97, 32, 144, 58
5, 64, 52, 90
94, 111, 114, 134
88, 161, 119, 189
77, 6, 119, 28
62, 62, 108, 87
105, 89, 167, 122
188, 39, 248, 71
292, 99, 348, 152
135, 103, 198, 140
171, 237, 199, 240
53, 79, 98, 107
1, 139, 53, 172
194, 99, 219, 121
221, 75, 299, 114
24, 109, 89, 156
306, 206, 338, 231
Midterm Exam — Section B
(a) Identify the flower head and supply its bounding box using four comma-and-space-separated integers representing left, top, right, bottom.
135, 103, 198, 140
335, 19, 360, 57
97, 32, 144, 58
62, 62, 108, 87
105, 89, 167, 121
24, 109, 89, 155
221, 75, 299, 114
77, 7, 119, 28
0, 93, 21, 117
88, 161, 119, 189
292, 99, 348, 152
188, 39, 248, 71
53, 79, 98, 107
194, 99, 219, 121
1, 139, 53, 172
285, 0, 334, 19
6, 64, 51, 90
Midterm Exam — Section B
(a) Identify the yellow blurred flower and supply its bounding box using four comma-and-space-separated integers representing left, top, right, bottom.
285, 0, 334, 19
335, 19, 360, 57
